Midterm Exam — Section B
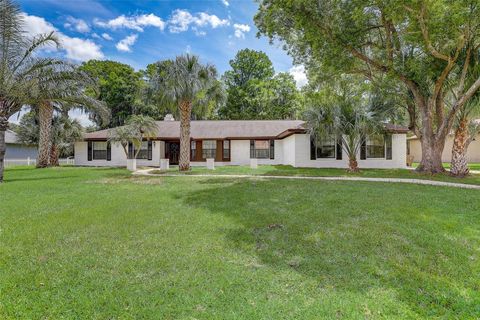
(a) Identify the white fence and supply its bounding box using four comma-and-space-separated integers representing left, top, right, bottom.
4, 157, 74, 167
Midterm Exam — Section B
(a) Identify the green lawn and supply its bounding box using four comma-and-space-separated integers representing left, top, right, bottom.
412, 162, 480, 171
151, 164, 480, 186
1, 167, 479, 319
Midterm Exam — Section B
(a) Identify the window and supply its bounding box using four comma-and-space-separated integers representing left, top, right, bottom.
250, 140, 273, 159
93, 141, 107, 160
316, 136, 336, 158
191, 141, 196, 160
128, 141, 152, 160
202, 140, 216, 159
223, 140, 230, 159
366, 135, 385, 158
386, 135, 392, 160
136, 141, 149, 159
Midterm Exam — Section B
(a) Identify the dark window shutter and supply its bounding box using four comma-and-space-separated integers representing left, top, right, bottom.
106, 142, 111, 161
310, 137, 316, 160
360, 137, 367, 160
386, 134, 392, 160
336, 139, 342, 160
128, 142, 133, 159
147, 141, 153, 160
250, 140, 254, 159
269, 140, 275, 159
165, 142, 170, 160
87, 141, 92, 161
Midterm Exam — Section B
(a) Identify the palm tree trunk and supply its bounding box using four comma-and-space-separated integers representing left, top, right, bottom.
348, 157, 359, 173
450, 118, 469, 177
0, 117, 7, 183
37, 102, 53, 168
179, 100, 192, 171
50, 144, 60, 166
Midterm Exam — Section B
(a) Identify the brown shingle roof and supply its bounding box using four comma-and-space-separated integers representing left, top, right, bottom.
83, 120, 306, 140
83, 120, 409, 140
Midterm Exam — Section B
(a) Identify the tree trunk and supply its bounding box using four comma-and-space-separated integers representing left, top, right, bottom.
179, 100, 192, 171
50, 144, 60, 167
0, 116, 7, 183
415, 129, 446, 174
347, 157, 359, 173
37, 102, 53, 168
450, 118, 469, 177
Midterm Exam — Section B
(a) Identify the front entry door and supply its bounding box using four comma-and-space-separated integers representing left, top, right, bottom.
166, 142, 180, 165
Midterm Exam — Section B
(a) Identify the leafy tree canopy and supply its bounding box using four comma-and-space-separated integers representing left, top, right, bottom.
255, 0, 480, 173
80, 60, 143, 128
218, 49, 301, 120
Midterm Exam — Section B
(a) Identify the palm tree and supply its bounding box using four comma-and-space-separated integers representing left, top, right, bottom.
108, 115, 157, 170
16, 111, 84, 166
0, 0, 70, 182
450, 97, 480, 177
155, 54, 222, 171
50, 115, 84, 165
29, 65, 108, 168
304, 79, 380, 172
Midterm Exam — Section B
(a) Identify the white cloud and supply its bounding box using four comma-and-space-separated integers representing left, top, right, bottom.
116, 34, 138, 52
101, 33, 113, 40
233, 23, 250, 39
64, 16, 90, 33
61, 37, 103, 61
94, 13, 165, 32
168, 9, 229, 33
221, 0, 229, 6
68, 108, 93, 127
192, 27, 206, 36
289, 65, 308, 88
21, 13, 103, 61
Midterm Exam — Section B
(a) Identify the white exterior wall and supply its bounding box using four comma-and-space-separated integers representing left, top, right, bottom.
230, 140, 283, 166
74, 141, 161, 167
75, 133, 407, 169
282, 135, 296, 166
408, 134, 480, 163
293, 133, 407, 169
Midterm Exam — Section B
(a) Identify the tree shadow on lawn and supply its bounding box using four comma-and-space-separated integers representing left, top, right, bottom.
182, 177, 480, 317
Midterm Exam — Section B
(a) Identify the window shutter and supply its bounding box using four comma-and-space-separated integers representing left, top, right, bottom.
269, 140, 275, 159
87, 141, 92, 161
336, 139, 342, 160
128, 142, 133, 159
106, 142, 111, 161
360, 137, 367, 160
386, 134, 392, 160
310, 137, 316, 160
250, 140, 254, 159
148, 141, 153, 160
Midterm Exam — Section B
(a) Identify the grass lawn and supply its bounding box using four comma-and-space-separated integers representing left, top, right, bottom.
1, 167, 480, 319
151, 164, 480, 186
412, 162, 480, 171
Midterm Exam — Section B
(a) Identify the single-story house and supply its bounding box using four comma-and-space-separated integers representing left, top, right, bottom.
74, 118, 409, 169
408, 133, 480, 163
5, 130, 38, 159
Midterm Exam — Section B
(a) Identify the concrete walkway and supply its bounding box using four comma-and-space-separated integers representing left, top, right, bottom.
133, 168, 480, 190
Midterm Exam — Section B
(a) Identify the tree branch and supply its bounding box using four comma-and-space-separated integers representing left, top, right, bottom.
416, 5, 451, 61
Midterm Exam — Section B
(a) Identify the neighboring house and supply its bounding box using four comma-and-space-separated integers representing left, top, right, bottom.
74, 118, 409, 169
5, 130, 38, 159
408, 134, 480, 163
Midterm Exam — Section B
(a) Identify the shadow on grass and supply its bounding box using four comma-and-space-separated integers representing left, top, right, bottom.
181, 177, 479, 317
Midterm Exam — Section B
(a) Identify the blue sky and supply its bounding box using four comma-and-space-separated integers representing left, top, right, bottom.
12, 0, 306, 125
18, 0, 305, 76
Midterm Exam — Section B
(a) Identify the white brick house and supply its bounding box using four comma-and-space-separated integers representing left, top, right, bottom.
74, 119, 408, 169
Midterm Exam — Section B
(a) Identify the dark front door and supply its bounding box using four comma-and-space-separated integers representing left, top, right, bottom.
166, 142, 180, 165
